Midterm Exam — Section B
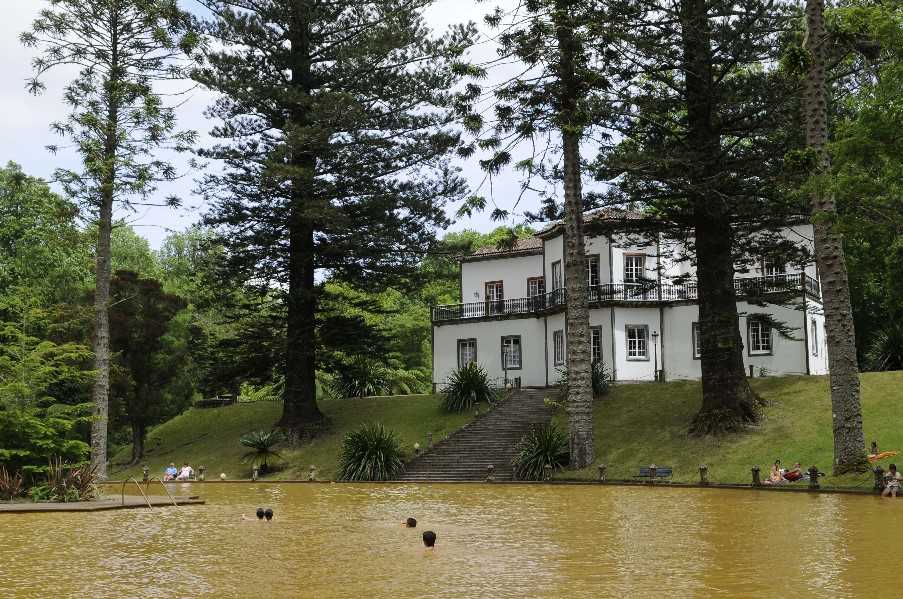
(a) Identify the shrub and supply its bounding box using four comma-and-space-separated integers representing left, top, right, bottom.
0, 467, 24, 500
329, 358, 390, 398
557, 361, 610, 398
238, 377, 284, 403
442, 362, 496, 412
512, 423, 569, 481
29, 457, 97, 503
240, 430, 286, 474
338, 423, 405, 481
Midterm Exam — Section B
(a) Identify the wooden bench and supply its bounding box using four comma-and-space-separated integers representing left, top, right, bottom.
634, 465, 673, 483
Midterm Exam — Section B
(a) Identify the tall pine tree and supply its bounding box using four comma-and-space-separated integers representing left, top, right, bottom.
194, 1, 474, 438
592, 0, 808, 434
21, 0, 198, 477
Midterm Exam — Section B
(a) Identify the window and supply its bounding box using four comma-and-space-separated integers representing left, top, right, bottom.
586, 255, 600, 288
762, 259, 785, 277
457, 339, 477, 368
485, 280, 504, 302
624, 254, 645, 284
553, 330, 564, 366
692, 322, 702, 359
551, 261, 562, 290
485, 280, 504, 314
501, 336, 522, 369
810, 319, 819, 356
591, 327, 603, 363
626, 325, 649, 360
747, 319, 772, 355
527, 276, 545, 297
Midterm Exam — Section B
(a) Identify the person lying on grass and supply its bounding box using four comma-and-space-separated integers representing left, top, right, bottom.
783, 463, 804, 482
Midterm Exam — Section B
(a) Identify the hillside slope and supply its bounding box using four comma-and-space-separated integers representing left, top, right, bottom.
555, 371, 903, 487
110, 394, 473, 481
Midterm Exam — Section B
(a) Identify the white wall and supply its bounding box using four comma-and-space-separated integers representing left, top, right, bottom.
432, 317, 547, 388
460, 254, 543, 303
610, 234, 657, 285
804, 305, 829, 375
662, 304, 701, 381
543, 235, 564, 288
545, 311, 566, 385
612, 307, 663, 381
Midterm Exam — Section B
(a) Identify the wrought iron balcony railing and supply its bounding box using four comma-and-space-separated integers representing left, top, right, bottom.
431, 273, 821, 323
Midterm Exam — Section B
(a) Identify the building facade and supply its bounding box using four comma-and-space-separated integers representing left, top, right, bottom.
431, 212, 829, 389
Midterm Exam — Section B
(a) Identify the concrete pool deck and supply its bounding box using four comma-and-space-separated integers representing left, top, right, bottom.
0, 495, 205, 513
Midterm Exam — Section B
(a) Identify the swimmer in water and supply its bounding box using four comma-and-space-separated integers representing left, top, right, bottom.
422, 530, 436, 551
403, 517, 417, 528
242, 508, 266, 521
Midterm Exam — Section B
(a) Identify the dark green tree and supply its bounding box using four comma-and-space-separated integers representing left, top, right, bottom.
193, 0, 475, 438
591, 0, 808, 434
108, 270, 187, 463
21, 0, 199, 477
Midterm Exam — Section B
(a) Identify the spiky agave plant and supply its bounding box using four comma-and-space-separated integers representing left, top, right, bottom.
338, 423, 405, 481
240, 430, 286, 474
442, 362, 496, 412
512, 423, 569, 481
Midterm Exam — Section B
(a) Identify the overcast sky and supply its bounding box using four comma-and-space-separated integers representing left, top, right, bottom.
1, 0, 557, 248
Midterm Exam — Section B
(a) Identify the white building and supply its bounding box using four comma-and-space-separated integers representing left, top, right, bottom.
431, 210, 829, 389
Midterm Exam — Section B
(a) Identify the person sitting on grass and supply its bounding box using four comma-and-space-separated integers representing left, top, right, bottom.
422, 530, 436, 551
163, 463, 178, 481
404, 517, 417, 528
882, 464, 901, 498
763, 460, 784, 485
783, 463, 803, 482
177, 463, 194, 480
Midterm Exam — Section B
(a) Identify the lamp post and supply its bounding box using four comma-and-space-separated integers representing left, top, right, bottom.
651, 330, 659, 381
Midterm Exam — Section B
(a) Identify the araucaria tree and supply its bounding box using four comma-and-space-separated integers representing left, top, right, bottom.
21, 0, 198, 478
462, 0, 597, 467
594, 0, 806, 434
799, 0, 866, 472
194, 1, 474, 438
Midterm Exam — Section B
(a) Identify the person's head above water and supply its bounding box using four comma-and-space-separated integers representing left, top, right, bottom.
264, 508, 274, 521
406, 517, 417, 528
422, 530, 436, 548
256, 508, 265, 520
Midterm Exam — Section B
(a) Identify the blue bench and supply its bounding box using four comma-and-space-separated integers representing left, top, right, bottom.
635, 466, 673, 482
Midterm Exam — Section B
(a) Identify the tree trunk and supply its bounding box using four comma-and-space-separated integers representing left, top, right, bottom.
802, 0, 867, 474
90, 10, 120, 479
130, 421, 145, 465
680, 0, 760, 435
278, 2, 324, 440
554, 0, 594, 468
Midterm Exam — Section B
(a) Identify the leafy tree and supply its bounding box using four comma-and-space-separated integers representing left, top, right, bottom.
194, 0, 475, 438
108, 270, 187, 463
22, 0, 199, 477
589, 0, 807, 434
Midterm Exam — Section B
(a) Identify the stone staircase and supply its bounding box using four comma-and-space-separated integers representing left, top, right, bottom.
396, 388, 556, 482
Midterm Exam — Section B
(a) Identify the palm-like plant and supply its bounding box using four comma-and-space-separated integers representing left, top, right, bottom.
0, 466, 24, 500
338, 423, 405, 481
329, 357, 390, 398
240, 430, 286, 474
512, 423, 570, 481
442, 362, 496, 412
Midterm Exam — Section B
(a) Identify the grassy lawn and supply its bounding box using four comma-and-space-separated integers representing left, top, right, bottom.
554, 371, 903, 487
110, 394, 473, 481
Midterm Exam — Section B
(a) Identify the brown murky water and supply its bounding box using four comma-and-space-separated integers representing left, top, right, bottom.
0, 483, 900, 598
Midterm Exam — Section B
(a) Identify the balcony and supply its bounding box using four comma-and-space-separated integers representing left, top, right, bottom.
431, 273, 821, 323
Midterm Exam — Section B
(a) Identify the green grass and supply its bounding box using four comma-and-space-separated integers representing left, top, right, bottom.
553, 371, 903, 487
110, 395, 474, 481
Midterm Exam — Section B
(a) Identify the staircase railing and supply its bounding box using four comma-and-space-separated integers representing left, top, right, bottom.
120, 478, 153, 509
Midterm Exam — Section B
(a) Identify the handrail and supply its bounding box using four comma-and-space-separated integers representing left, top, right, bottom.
145, 476, 178, 507
120, 478, 153, 509
432, 273, 821, 322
